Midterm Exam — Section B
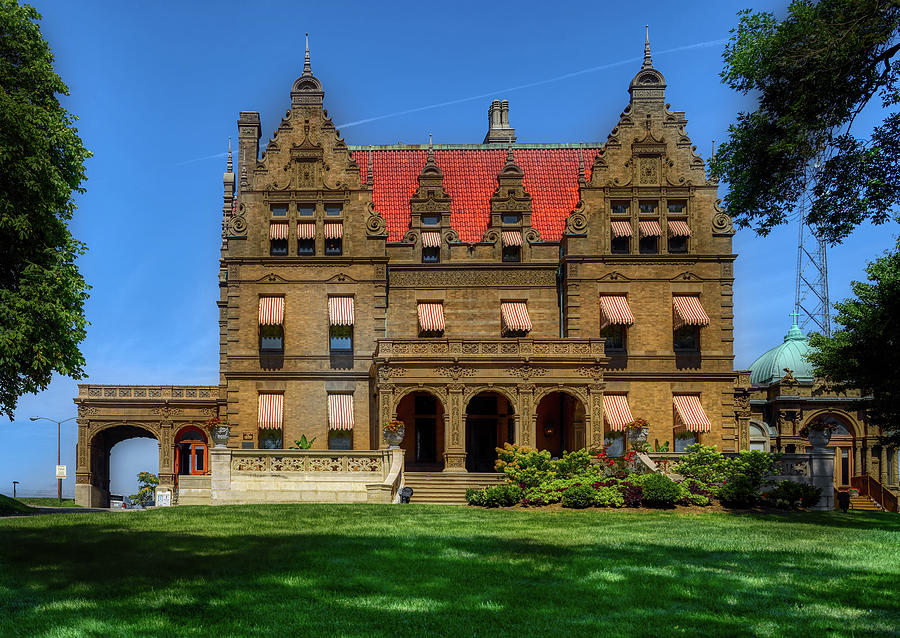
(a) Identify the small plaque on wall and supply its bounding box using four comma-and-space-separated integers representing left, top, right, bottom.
241, 441, 255, 449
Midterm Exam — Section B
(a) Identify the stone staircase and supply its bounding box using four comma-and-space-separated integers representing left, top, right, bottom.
402, 472, 507, 505
849, 495, 884, 512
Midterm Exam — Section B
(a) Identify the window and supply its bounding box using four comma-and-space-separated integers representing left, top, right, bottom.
673, 395, 710, 450
501, 213, 522, 224
330, 324, 352, 351
325, 204, 343, 217
328, 430, 352, 450
638, 220, 660, 254
674, 431, 697, 453
673, 326, 700, 351
639, 201, 658, 214
327, 394, 353, 450
667, 220, 690, 254
176, 428, 208, 476
328, 297, 354, 352
271, 204, 288, 217
258, 429, 283, 449
502, 245, 521, 262
602, 324, 626, 352
297, 222, 315, 256
604, 432, 624, 456
324, 222, 342, 255
260, 324, 284, 352
500, 302, 531, 337
667, 201, 686, 213
258, 297, 285, 353
298, 239, 315, 255
611, 201, 629, 214
672, 296, 708, 352
270, 222, 289, 256
258, 393, 283, 449
421, 214, 440, 225
611, 236, 630, 254
423, 247, 440, 262
668, 234, 688, 254
417, 302, 445, 337
639, 235, 658, 254
501, 231, 522, 262
298, 204, 314, 216
422, 231, 440, 263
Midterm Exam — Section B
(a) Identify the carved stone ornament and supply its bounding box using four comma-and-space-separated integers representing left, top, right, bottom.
389, 269, 555, 288
365, 202, 387, 237
564, 201, 588, 235
523, 228, 541, 244
506, 365, 548, 381
482, 229, 500, 245
577, 365, 605, 381
780, 368, 799, 387
227, 202, 248, 238
377, 366, 407, 382
436, 365, 476, 380
152, 406, 184, 419
77, 405, 100, 417
711, 202, 735, 235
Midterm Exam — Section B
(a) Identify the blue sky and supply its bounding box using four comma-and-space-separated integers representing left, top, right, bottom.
2, 1, 896, 499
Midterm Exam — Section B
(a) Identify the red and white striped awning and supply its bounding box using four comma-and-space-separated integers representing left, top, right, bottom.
674, 395, 711, 432
502, 231, 523, 246
603, 395, 634, 432
501, 302, 532, 334
417, 303, 445, 332
611, 221, 634, 238
668, 220, 692, 237
258, 393, 283, 430
258, 297, 284, 326
270, 222, 289, 240
324, 222, 343, 239
599, 296, 634, 328
422, 231, 441, 248
638, 221, 662, 237
673, 296, 710, 330
328, 394, 354, 431
298, 222, 316, 240
328, 297, 355, 326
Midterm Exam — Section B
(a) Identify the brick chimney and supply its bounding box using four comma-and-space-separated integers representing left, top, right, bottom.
483, 99, 516, 143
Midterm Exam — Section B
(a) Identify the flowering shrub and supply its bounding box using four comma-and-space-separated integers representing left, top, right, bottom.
618, 481, 643, 507
205, 415, 230, 428
495, 443, 554, 488
554, 449, 594, 478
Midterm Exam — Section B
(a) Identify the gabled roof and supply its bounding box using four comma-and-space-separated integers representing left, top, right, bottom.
350, 145, 601, 242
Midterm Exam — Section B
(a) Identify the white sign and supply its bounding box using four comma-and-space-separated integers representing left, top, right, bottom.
55, 465, 67, 479
156, 488, 171, 507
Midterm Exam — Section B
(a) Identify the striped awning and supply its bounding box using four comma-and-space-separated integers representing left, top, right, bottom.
270, 222, 289, 240
673, 296, 710, 330
422, 231, 441, 248
417, 303, 445, 332
674, 395, 711, 432
599, 296, 634, 329
638, 221, 662, 237
324, 222, 343, 239
603, 395, 634, 432
258, 393, 283, 430
610, 221, 633, 238
668, 220, 692, 237
328, 297, 354, 326
500, 302, 532, 334
298, 222, 316, 240
502, 231, 523, 246
258, 297, 284, 325
328, 394, 354, 431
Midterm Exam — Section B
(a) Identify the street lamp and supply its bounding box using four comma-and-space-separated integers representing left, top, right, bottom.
12, 481, 19, 499
29, 416, 76, 504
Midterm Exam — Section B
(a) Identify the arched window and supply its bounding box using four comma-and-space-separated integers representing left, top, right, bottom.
749, 421, 769, 452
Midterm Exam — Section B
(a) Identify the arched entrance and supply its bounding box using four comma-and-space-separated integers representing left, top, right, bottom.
536, 391, 586, 458
466, 392, 514, 472
85, 424, 159, 508
175, 426, 209, 476
394, 390, 446, 471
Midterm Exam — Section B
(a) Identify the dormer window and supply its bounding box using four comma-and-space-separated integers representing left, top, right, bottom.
422, 231, 440, 263
421, 214, 440, 226
501, 231, 522, 262
501, 213, 521, 225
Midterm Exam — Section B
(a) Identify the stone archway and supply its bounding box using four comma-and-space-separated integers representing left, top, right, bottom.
534, 391, 586, 458
394, 389, 446, 471
77, 422, 162, 508
465, 391, 514, 473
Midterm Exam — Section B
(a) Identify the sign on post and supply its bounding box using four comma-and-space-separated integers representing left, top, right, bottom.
55, 465, 67, 479
156, 487, 172, 507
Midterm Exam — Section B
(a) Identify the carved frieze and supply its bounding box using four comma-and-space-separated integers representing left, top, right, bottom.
389, 269, 555, 288
506, 365, 548, 381
436, 365, 476, 380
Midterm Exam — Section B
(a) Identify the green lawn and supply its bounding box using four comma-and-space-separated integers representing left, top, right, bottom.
18, 497, 80, 508
1, 506, 898, 637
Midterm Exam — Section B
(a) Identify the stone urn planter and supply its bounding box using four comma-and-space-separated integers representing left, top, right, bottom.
383, 427, 405, 449
625, 427, 648, 444
211, 425, 231, 448
807, 428, 832, 449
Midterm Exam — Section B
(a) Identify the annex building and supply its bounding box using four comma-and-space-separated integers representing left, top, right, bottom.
75, 37, 772, 507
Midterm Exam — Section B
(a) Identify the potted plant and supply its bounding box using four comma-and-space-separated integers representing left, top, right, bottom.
289, 435, 316, 450
206, 416, 231, 448
383, 419, 406, 449
624, 418, 649, 444
799, 419, 837, 449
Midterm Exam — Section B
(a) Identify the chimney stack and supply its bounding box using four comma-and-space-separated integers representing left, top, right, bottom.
483, 99, 517, 143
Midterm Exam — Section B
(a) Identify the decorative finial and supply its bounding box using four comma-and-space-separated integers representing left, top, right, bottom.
428, 133, 433, 149
506, 142, 515, 163
577, 147, 585, 184
711, 139, 716, 159
226, 137, 233, 172
304, 33, 311, 74
789, 309, 800, 326
642, 25, 653, 69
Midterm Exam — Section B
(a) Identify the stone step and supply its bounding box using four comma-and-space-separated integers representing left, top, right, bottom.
403, 472, 507, 504
848, 496, 883, 511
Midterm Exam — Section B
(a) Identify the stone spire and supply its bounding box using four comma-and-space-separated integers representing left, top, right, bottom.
291, 33, 324, 108
304, 33, 311, 75
419, 133, 443, 179
643, 25, 653, 69
629, 27, 666, 104
226, 137, 233, 173
499, 143, 524, 178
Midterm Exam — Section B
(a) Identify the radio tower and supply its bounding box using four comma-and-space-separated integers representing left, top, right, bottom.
793, 157, 831, 337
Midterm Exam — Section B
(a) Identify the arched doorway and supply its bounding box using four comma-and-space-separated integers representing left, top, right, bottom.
466, 392, 514, 472
86, 424, 159, 508
394, 391, 445, 471
536, 392, 586, 458
175, 426, 209, 476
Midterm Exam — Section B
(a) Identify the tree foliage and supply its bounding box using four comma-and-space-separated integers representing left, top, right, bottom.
713, 0, 900, 243
0, 0, 91, 418
808, 240, 900, 444
129, 472, 159, 507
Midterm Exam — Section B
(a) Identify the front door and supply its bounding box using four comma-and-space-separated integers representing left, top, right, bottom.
176, 441, 207, 475
467, 418, 498, 473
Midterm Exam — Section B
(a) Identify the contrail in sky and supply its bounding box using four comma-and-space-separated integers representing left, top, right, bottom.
335, 38, 728, 129
174, 152, 227, 167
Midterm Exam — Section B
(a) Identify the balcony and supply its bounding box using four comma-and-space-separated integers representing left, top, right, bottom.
374, 338, 605, 362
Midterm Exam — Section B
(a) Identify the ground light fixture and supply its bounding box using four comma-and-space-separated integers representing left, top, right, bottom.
29, 416, 77, 504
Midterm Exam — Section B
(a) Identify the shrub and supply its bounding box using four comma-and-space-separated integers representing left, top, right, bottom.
482, 484, 524, 507
678, 478, 712, 506
673, 444, 729, 487
465, 488, 486, 506
618, 481, 643, 507
495, 443, 554, 488
555, 449, 593, 478
767, 481, 822, 509
728, 450, 780, 487
561, 485, 595, 509
639, 473, 680, 507
593, 485, 625, 508
718, 475, 759, 507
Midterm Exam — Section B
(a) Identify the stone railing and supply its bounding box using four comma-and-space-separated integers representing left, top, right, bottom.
208, 448, 404, 505
77, 385, 221, 400
375, 338, 605, 359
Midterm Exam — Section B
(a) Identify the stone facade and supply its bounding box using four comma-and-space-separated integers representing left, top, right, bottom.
73, 38, 750, 505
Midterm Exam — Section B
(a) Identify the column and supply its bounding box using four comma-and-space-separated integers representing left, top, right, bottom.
853, 444, 862, 479
879, 446, 888, 486
376, 385, 394, 450
443, 385, 466, 471
517, 384, 535, 448
157, 420, 175, 491
74, 419, 94, 508
587, 384, 606, 450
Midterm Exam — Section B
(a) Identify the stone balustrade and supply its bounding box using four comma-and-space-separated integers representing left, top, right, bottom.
77, 384, 222, 400
374, 338, 606, 360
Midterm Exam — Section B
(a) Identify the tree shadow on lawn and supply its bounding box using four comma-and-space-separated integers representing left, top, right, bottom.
1, 510, 898, 637
718, 509, 900, 533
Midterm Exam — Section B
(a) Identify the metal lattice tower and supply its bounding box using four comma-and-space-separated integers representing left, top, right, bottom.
793, 158, 831, 337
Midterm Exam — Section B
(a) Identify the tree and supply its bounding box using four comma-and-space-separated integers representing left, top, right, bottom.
712, 0, 900, 243
129, 472, 159, 507
0, 0, 91, 419
807, 240, 900, 445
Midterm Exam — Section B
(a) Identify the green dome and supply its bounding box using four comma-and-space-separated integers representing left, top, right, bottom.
749, 323, 815, 386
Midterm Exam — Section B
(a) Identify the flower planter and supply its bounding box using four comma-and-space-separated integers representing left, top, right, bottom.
383, 427, 405, 449
807, 428, 832, 449
211, 425, 231, 448
626, 427, 648, 443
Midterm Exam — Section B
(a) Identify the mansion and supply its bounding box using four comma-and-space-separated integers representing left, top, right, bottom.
73, 36, 894, 508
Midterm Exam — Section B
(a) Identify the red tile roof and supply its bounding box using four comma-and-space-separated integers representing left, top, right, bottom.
350, 148, 600, 242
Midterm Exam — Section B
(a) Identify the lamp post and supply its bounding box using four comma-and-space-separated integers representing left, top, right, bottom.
29, 416, 76, 504
12, 481, 19, 499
